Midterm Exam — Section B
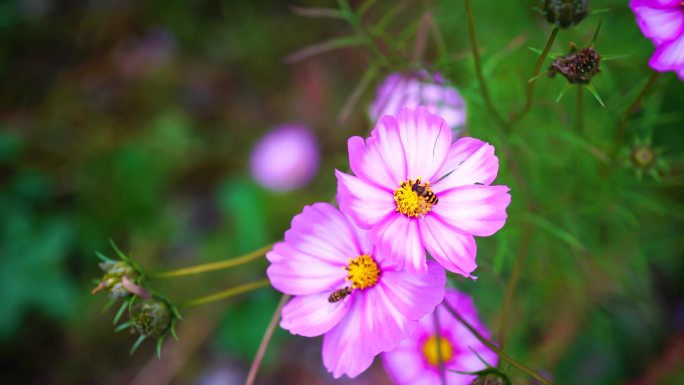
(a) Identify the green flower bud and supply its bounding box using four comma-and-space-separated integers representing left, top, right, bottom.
130, 297, 172, 338
471, 369, 512, 385
93, 261, 139, 299
631, 145, 657, 170
544, 0, 589, 29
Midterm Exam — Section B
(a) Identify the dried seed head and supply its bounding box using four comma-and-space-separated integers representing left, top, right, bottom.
544, 0, 589, 29
548, 47, 601, 84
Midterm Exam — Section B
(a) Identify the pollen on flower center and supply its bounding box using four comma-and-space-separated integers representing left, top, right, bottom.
393, 178, 436, 217
345, 254, 380, 289
422, 335, 454, 367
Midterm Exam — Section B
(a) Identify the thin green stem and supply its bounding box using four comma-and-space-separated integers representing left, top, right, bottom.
577, 85, 584, 133
617, 71, 661, 145
463, 0, 508, 130
183, 279, 271, 307
512, 27, 560, 124
443, 300, 553, 385
151, 244, 273, 278
338, 0, 390, 66
245, 294, 290, 385
497, 225, 532, 351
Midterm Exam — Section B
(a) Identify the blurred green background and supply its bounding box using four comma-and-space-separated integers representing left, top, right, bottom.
0, 0, 683, 384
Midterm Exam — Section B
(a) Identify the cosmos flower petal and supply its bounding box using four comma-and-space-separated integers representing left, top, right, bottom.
640, 0, 683, 8
336, 170, 395, 229
349, 116, 407, 188
372, 214, 426, 272
396, 107, 452, 181
280, 292, 351, 337
419, 215, 477, 278
322, 310, 377, 379
267, 243, 346, 295
382, 347, 437, 385
378, 260, 446, 320
650, 32, 684, 71
433, 137, 499, 192
432, 185, 511, 237
631, 0, 684, 45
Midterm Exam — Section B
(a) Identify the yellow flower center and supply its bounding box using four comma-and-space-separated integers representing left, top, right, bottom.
393, 178, 435, 218
345, 254, 380, 289
422, 335, 454, 367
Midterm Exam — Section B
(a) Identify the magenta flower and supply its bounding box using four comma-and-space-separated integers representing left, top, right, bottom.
630, 0, 684, 79
369, 71, 467, 132
249, 124, 319, 192
266, 203, 446, 378
336, 107, 510, 277
382, 288, 498, 385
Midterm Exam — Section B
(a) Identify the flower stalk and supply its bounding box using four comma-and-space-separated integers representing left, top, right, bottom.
151, 244, 274, 278
183, 279, 271, 307
617, 71, 661, 146
463, 0, 508, 130
513, 27, 560, 123
245, 294, 290, 385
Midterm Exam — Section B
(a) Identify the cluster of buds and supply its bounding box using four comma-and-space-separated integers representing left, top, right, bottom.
92, 241, 180, 357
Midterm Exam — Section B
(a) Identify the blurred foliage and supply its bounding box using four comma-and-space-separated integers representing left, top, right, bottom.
0, 0, 682, 385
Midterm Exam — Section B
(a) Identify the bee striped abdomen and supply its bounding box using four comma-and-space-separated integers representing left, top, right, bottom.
328, 287, 353, 303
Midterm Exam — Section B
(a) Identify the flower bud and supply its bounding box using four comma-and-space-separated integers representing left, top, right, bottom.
93, 261, 139, 299
631, 145, 657, 170
548, 46, 601, 84
471, 369, 512, 385
544, 0, 589, 29
130, 297, 173, 338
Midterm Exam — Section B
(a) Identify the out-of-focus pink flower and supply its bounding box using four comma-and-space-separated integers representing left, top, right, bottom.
266, 203, 446, 379
249, 124, 319, 192
336, 107, 510, 277
630, 0, 684, 80
382, 288, 498, 385
369, 71, 466, 133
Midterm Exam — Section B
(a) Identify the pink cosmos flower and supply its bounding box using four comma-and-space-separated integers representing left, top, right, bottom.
249, 124, 319, 192
369, 71, 467, 132
266, 203, 446, 378
382, 288, 498, 385
336, 107, 510, 277
630, 0, 684, 79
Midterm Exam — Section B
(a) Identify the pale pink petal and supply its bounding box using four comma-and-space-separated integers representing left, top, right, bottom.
280, 292, 351, 337
378, 260, 446, 320
396, 107, 452, 182
631, 1, 684, 44
336, 170, 395, 229
419, 215, 477, 278
382, 347, 441, 385
432, 185, 511, 237
372, 214, 426, 272
322, 291, 379, 378
433, 137, 499, 193
350, 116, 407, 188
267, 243, 346, 295
650, 32, 684, 72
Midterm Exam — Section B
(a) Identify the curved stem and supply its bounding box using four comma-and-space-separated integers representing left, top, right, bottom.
617, 71, 661, 145
443, 300, 553, 385
497, 225, 532, 351
245, 294, 290, 385
512, 27, 560, 124
463, 0, 508, 130
151, 244, 274, 278
183, 279, 271, 307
